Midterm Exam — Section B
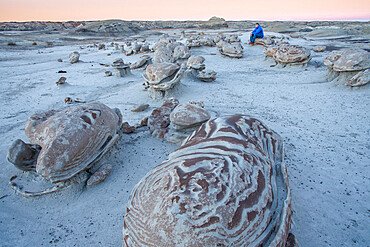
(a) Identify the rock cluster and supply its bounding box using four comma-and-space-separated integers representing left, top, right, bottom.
147, 99, 211, 145
187, 55, 217, 82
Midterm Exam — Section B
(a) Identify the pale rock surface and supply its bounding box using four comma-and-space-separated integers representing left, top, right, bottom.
324, 48, 369, 85
153, 47, 174, 63
345, 69, 369, 87
197, 69, 217, 82
130, 55, 152, 70
69, 51, 80, 64
173, 45, 191, 60
186, 55, 205, 70
218, 42, 244, 58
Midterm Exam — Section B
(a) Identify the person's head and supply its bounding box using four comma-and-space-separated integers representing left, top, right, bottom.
255, 23, 259, 28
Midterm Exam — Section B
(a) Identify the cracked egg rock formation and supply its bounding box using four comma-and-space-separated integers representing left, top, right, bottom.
324, 48, 369, 86
123, 115, 293, 247
273, 44, 311, 66
7, 102, 121, 197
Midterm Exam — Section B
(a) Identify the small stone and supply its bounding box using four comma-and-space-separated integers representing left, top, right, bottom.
57, 58, 63, 62
74, 98, 85, 103
131, 104, 149, 112
98, 44, 105, 50
105, 71, 112, 77
56, 77, 66, 85
86, 164, 113, 187
121, 122, 136, 134
313, 46, 326, 52
197, 70, 217, 82
69, 51, 80, 64
140, 117, 148, 127
64, 97, 73, 104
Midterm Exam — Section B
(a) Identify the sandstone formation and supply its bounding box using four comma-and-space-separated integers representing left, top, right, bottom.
112, 58, 131, 77
273, 44, 311, 66
123, 115, 294, 247
143, 63, 187, 99
324, 48, 369, 86
7, 102, 121, 197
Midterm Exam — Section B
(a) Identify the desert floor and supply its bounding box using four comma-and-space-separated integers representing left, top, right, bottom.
0, 30, 369, 246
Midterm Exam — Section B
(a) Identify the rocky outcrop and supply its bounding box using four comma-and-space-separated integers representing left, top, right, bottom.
324, 48, 369, 86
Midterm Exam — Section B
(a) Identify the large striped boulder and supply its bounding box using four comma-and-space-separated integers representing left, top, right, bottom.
123, 115, 294, 247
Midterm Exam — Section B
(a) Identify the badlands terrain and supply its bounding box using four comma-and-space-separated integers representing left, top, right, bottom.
0, 18, 369, 246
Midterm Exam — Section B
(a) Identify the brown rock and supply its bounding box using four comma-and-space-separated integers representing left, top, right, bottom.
86, 164, 113, 187
131, 104, 149, 112
147, 98, 179, 138
121, 122, 136, 134
170, 103, 210, 128
56, 77, 66, 85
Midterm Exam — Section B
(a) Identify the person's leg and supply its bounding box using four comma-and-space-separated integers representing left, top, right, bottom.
256, 34, 263, 39
250, 34, 256, 43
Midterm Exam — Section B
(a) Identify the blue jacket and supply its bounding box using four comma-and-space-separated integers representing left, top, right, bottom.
252, 25, 264, 37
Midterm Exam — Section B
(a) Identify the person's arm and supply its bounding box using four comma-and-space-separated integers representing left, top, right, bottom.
251, 27, 258, 34
252, 26, 262, 34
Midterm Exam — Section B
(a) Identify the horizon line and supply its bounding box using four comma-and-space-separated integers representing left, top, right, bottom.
1, 17, 369, 23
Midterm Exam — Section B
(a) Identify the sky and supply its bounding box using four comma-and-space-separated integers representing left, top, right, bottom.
0, 0, 369, 22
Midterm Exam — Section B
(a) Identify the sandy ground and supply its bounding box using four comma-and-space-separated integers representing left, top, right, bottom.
0, 30, 369, 247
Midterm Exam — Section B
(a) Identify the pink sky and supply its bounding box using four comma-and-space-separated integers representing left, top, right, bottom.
0, 0, 369, 22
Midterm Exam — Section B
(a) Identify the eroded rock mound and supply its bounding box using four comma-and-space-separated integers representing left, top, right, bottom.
324, 48, 369, 86
130, 55, 152, 70
218, 42, 243, 58
174, 45, 191, 60
7, 102, 121, 197
254, 37, 274, 47
165, 103, 211, 145
273, 44, 311, 66
123, 115, 293, 247
143, 63, 186, 99
153, 47, 174, 63
346, 69, 369, 87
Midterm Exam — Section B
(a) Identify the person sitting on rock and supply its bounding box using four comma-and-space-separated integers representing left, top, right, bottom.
249, 23, 264, 45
